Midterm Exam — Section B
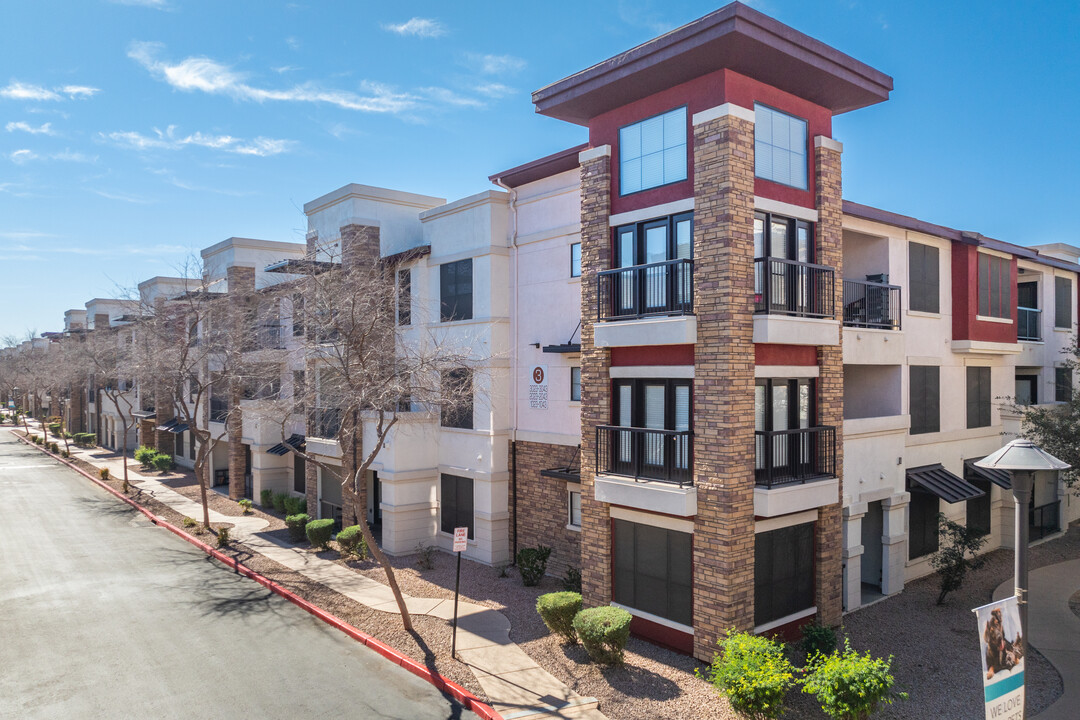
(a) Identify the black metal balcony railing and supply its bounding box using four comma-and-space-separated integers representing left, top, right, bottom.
1029, 500, 1060, 541
209, 399, 229, 423
754, 257, 835, 318
244, 325, 285, 351
596, 425, 692, 486
310, 407, 342, 439
1018, 307, 1041, 342
842, 279, 901, 330
755, 426, 836, 488
597, 259, 693, 320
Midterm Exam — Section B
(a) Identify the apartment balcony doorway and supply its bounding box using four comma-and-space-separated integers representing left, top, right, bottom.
860, 500, 885, 606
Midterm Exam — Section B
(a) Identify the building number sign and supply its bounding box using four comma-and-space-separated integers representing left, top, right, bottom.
529, 365, 548, 409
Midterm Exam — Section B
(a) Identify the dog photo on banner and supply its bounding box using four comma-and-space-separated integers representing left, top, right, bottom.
974, 596, 1025, 719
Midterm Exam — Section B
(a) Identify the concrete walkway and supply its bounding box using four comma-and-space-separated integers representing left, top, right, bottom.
16, 424, 606, 720
994, 559, 1080, 719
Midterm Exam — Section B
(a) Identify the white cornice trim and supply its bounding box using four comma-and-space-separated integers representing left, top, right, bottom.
754, 365, 819, 378
579, 145, 612, 163
609, 198, 695, 227
692, 103, 755, 126
609, 505, 695, 533
611, 365, 694, 379
755, 509, 819, 534
754, 196, 819, 223
814, 135, 844, 153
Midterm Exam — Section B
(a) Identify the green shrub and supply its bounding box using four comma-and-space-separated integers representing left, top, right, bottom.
135, 445, 156, 465
182, 517, 198, 529
283, 495, 306, 516
61, 450, 69, 458
271, 492, 288, 513
216, 526, 230, 548
562, 567, 582, 593
929, 512, 988, 605
151, 453, 174, 472
260, 488, 273, 508
536, 592, 582, 644
74, 433, 96, 447
516, 544, 553, 586
700, 631, 794, 720
98, 467, 110, 481
415, 542, 436, 570
285, 513, 311, 542
336, 525, 368, 559
305, 518, 334, 549
32, 435, 42, 445
573, 606, 632, 664
800, 641, 906, 720
48, 442, 59, 453
801, 623, 838, 658
48, 422, 62, 436
238, 498, 253, 514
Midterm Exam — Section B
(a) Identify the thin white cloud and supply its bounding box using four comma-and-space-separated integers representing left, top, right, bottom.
100, 124, 294, 157
285, 36, 301, 50
474, 82, 515, 98
466, 53, 526, 76
0, 231, 58, 240
10, 149, 38, 164
128, 41, 417, 113
5, 121, 55, 135
383, 17, 447, 38
92, 189, 154, 204
0, 81, 100, 101
51, 149, 97, 163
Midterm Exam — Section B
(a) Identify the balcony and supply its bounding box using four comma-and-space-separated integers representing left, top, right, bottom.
1018, 307, 1041, 342
595, 425, 692, 486
210, 398, 228, 423
310, 407, 342, 439
244, 324, 285, 352
597, 259, 693, 320
842, 279, 901, 330
754, 258, 834, 318
754, 426, 836, 488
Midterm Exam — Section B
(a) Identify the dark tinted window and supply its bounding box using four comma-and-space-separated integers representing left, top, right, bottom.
1056, 277, 1072, 329
908, 243, 940, 313
440, 474, 473, 538
398, 269, 411, 326
909, 491, 940, 559
966, 477, 991, 537
440, 259, 473, 322
613, 519, 692, 626
966, 366, 991, 429
977, 253, 1011, 319
441, 369, 473, 429
293, 453, 305, 494
1057, 367, 1073, 402
754, 522, 814, 626
910, 366, 940, 435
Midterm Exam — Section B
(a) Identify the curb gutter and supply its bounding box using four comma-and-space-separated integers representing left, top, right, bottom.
12, 432, 502, 720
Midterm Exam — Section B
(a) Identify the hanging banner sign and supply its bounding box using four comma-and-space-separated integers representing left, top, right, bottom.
974, 596, 1025, 720
528, 365, 548, 409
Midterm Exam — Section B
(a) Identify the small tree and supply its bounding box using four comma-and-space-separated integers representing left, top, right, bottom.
700, 631, 795, 720
801, 641, 906, 720
929, 512, 988, 604
1015, 340, 1080, 490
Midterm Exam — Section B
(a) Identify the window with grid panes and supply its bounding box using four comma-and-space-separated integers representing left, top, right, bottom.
618, 107, 687, 195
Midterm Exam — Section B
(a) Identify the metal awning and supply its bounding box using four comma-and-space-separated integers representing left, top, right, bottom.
155, 419, 179, 432
167, 423, 189, 434
542, 344, 581, 354
268, 434, 305, 456
965, 459, 1012, 489
264, 258, 337, 275
906, 464, 985, 503
132, 410, 156, 419
540, 468, 581, 481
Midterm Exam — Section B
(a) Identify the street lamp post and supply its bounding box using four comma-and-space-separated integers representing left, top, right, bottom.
975, 438, 1069, 717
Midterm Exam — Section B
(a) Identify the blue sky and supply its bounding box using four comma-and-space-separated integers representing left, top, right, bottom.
1, 0, 1078, 339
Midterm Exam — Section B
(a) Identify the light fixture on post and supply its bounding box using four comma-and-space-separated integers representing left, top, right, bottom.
975, 438, 1069, 717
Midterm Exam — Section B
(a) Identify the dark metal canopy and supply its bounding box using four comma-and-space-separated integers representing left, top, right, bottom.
156, 419, 179, 432
264, 258, 337, 275
542, 344, 581, 354
268, 434, 306, 456
131, 409, 155, 419
965, 459, 1012, 490
906, 464, 985, 504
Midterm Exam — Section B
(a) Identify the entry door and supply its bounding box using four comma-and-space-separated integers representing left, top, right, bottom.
1015, 375, 1038, 405
755, 378, 815, 480
860, 501, 883, 588
615, 227, 637, 314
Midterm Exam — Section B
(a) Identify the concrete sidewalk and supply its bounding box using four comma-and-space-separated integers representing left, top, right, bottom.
14, 423, 607, 720
994, 558, 1080, 719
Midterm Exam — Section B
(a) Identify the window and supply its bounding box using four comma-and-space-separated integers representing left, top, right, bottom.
908, 243, 940, 313
966, 367, 991, 428
441, 368, 473, 429
1015, 375, 1038, 406
611, 212, 693, 317
570, 243, 581, 278
754, 104, 808, 190
570, 367, 581, 402
619, 106, 687, 195
568, 490, 581, 529
440, 259, 473, 322
909, 365, 940, 435
754, 522, 814, 627
188, 374, 198, 403
175, 429, 184, 459
440, 474, 473, 538
292, 294, 304, 337
978, 253, 1011, 319
613, 519, 692, 626
293, 453, 305, 494
966, 476, 992, 537
293, 370, 306, 413
1056, 367, 1073, 402
189, 432, 195, 461
754, 377, 816, 480
397, 269, 411, 326
1056, 276, 1072, 329
908, 491, 940, 559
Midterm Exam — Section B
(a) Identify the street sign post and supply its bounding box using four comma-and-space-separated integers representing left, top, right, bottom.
451, 526, 468, 659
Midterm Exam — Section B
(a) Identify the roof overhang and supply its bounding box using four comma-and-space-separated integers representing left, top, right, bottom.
533, 1, 892, 126
489, 144, 588, 189
907, 463, 984, 504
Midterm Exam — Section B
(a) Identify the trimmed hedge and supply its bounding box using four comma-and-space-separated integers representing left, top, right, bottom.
135, 445, 157, 465
271, 492, 288, 514
283, 495, 306, 516
516, 544, 553, 586
260, 488, 273, 508
537, 592, 582, 644
285, 513, 311, 542
336, 525, 367, 559
573, 606, 632, 664
305, 518, 334, 549
74, 433, 96, 447
151, 454, 174, 472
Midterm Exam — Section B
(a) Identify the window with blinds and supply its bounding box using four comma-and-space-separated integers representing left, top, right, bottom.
440, 259, 473, 322
397, 268, 411, 326
613, 519, 692, 625
910, 365, 940, 435
754, 522, 814, 626
754, 104, 808, 190
977, 253, 1011, 319
908, 242, 940, 313
1056, 367, 1073, 403
908, 491, 940, 559
619, 106, 687, 195
1056, 276, 1072, 329
441, 474, 474, 538
966, 366, 991, 428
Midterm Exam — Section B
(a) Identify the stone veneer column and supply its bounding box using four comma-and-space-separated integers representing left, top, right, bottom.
814, 136, 845, 628
578, 146, 614, 609
691, 105, 758, 661
227, 265, 256, 500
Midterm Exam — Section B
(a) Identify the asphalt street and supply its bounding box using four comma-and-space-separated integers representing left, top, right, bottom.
0, 430, 478, 720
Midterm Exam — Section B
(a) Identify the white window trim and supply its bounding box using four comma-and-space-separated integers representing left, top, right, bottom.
755, 509, 818, 534
610, 365, 693, 379
610, 505, 694, 534
611, 601, 694, 635
754, 606, 817, 635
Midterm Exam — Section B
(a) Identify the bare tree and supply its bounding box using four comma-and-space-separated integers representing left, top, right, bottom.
74, 325, 139, 483
247, 237, 483, 631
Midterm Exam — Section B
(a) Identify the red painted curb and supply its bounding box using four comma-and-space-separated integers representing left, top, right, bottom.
13, 433, 502, 720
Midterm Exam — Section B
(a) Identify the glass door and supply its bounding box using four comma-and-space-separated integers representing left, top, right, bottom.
642, 222, 668, 313
641, 382, 666, 478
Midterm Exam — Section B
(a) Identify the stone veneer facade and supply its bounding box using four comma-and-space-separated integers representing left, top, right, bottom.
511, 439, 582, 577
227, 265, 256, 500
691, 109, 759, 660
